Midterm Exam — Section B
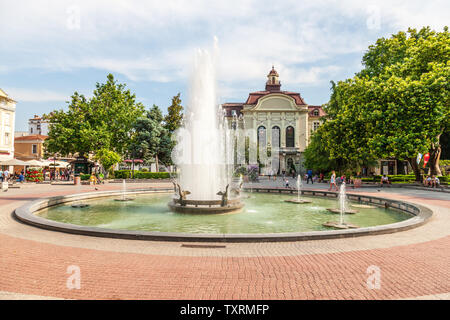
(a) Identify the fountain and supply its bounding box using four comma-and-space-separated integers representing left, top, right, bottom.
284, 175, 311, 204
323, 182, 359, 229
71, 175, 89, 208
169, 43, 243, 214
114, 179, 134, 201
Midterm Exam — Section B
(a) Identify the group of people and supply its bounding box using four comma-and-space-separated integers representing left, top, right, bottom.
0, 169, 25, 183
424, 175, 440, 188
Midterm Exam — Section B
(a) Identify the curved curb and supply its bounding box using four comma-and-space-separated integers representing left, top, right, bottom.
13, 187, 433, 243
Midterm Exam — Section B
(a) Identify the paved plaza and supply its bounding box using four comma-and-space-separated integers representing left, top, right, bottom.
0, 180, 449, 300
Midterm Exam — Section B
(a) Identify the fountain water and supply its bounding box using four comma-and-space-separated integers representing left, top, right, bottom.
284, 175, 311, 204
169, 41, 243, 214
324, 182, 359, 229
71, 176, 89, 208
114, 179, 134, 201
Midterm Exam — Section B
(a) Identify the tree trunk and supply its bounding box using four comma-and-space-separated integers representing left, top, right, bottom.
428, 143, 442, 176
155, 154, 159, 172
409, 157, 422, 182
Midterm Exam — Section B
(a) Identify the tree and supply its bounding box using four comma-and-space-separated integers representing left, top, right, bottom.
94, 148, 121, 177
128, 105, 171, 171
165, 93, 184, 132
44, 74, 145, 162
309, 27, 449, 180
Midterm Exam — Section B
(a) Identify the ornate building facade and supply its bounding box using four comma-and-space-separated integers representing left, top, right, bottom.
0, 88, 16, 163
222, 67, 325, 175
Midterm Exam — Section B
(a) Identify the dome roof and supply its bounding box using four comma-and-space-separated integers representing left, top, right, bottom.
267, 66, 279, 77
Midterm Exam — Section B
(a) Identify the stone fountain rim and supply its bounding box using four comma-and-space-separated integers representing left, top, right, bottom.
13, 187, 433, 243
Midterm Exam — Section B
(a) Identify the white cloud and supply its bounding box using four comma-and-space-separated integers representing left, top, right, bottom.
1, 0, 448, 98
5, 88, 69, 102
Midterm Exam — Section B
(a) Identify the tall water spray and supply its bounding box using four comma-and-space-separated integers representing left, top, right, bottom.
173, 42, 231, 200
296, 174, 302, 202
338, 182, 347, 225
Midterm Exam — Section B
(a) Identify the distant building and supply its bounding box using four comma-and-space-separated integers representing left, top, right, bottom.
14, 134, 48, 161
29, 114, 49, 136
222, 66, 325, 174
0, 88, 16, 163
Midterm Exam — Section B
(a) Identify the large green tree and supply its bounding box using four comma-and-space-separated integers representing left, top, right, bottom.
307, 27, 449, 180
128, 105, 174, 171
44, 74, 145, 166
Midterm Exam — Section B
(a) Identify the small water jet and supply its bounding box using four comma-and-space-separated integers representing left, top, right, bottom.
323, 182, 359, 229
71, 177, 89, 208
114, 179, 134, 201
285, 175, 311, 204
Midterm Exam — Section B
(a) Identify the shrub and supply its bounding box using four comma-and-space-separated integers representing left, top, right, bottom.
113, 170, 170, 179
140, 167, 149, 172
80, 174, 91, 181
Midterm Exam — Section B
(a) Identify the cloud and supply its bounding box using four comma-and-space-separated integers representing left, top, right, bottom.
4, 88, 69, 102
1, 0, 448, 100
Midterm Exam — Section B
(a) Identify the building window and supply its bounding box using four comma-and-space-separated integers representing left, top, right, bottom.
30, 127, 33, 134
32, 144, 37, 154
313, 122, 320, 131
271, 126, 280, 149
4, 133, 10, 145
313, 109, 319, 116
286, 126, 294, 148
4, 113, 10, 126
257, 126, 266, 148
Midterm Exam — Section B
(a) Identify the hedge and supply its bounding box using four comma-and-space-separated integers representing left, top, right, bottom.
80, 174, 91, 181
113, 170, 170, 179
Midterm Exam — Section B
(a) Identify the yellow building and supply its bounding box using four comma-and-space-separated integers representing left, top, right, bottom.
0, 88, 16, 164
222, 67, 325, 174
14, 134, 48, 161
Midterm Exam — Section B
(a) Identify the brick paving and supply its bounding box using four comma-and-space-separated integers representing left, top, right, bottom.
0, 181, 449, 300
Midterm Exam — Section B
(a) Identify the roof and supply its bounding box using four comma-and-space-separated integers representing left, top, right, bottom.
308, 105, 327, 117
245, 91, 307, 105
267, 66, 279, 77
0, 88, 15, 102
14, 134, 48, 142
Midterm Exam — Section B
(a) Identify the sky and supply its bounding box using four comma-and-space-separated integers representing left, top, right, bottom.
1, 0, 449, 131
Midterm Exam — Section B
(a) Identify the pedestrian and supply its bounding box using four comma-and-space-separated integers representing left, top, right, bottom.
306, 169, 313, 184
3, 169, 9, 182
328, 170, 338, 191
0, 169, 3, 182
285, 178, 290, 188
319, 172, 324, 183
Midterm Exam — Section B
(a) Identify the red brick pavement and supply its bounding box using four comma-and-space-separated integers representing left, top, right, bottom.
0, 185, 449, 299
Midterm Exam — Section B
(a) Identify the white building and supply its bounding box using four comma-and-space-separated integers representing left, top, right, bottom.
29, 114, 49, 135
0, 88, 16, 163
222, 67, 326, 175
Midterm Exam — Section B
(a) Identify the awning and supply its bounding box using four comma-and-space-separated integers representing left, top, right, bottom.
0, 158, 30, 166
25, 159, 45, 166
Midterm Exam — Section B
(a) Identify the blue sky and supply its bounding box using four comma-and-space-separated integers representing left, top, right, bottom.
1, 0, 448, 131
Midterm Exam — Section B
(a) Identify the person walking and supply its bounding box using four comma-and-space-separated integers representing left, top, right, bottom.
306, 169, 313, 184
328, 170, 338, 191
0, 169, 3, 182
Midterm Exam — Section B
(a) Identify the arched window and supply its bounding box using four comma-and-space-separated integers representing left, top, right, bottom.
257, 126, 266, 148
286, 126, 294, 147
313, 109, 319, 116
271, 126, 280, 149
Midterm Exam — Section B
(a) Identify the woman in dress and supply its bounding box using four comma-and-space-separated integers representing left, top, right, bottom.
328, 170, 338, 191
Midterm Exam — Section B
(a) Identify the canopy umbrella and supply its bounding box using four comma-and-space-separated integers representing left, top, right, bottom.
25, 159, 45, 166
0, 158, 30, 166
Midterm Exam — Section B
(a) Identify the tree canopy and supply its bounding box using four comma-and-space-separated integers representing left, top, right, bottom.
305, 27, 449, 179
44, 74, 145, 160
